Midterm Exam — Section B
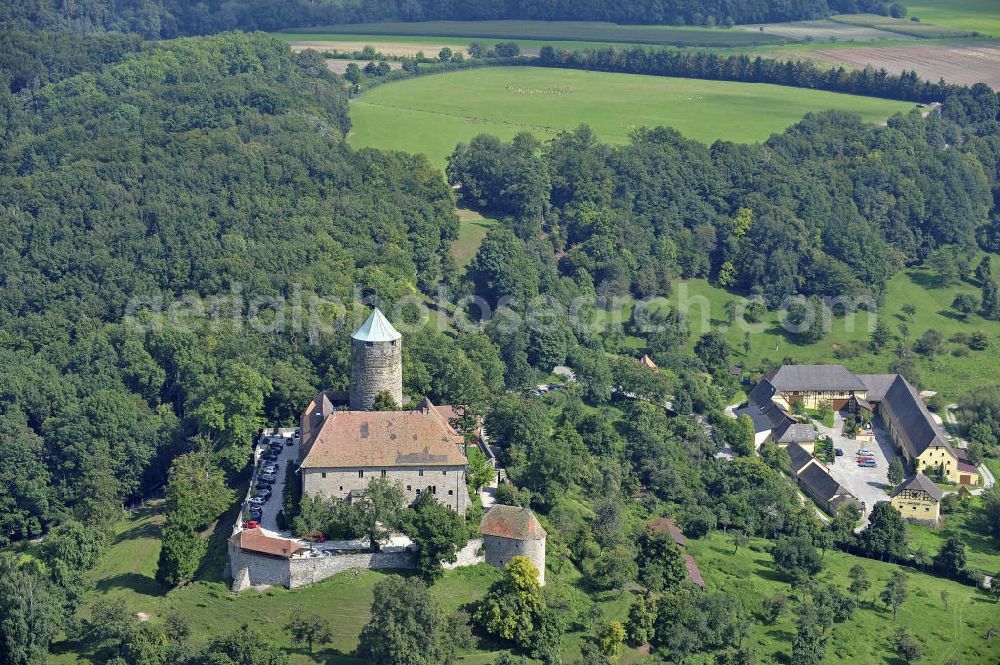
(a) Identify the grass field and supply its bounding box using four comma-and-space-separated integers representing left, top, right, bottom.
830, 12, 979, 38
284, 20, 787, 47
53, 501, 1000, 664
348, 67, 914, 168
687, 532, 1000, 664
453, 208, 499, 267
904, 0, 1000, 37
49, 502, 642, 664
570, 252, 1000, 402
906, 497, 1000, 576
619, 258, 1000, 402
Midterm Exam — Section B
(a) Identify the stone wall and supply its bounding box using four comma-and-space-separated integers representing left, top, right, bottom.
443, 539, 485, 570
350, 338, 403, 410
303, 465, 469, 514
229, 539, 414, 592
483, 534, 546, 585
288, 550, 413, 588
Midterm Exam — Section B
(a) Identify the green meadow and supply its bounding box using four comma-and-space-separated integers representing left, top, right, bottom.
54, 503, 1000, 664
452, 208, 499, 268
615, 256, 1000, 402
687, 533, 1000, 664
349, 66, 914, 168
46, 502, 642, 664
904, 0, 1000, 37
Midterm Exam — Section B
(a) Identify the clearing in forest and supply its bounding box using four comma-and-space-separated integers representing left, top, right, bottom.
348, 66, 914, 168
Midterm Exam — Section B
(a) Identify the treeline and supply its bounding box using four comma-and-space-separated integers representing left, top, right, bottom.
1, 0, 903, 38
537, 44, 979, 104
449, 87, 998, 305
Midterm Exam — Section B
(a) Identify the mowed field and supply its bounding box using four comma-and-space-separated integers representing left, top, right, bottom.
349, 67, 914, 168
904, 0, 1000, 37
811, 42, 1000, 88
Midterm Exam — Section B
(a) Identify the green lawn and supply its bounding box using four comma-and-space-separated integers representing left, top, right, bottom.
453, 208, 499, 267
349, 66, 914, 168
283, 20, 787, 47
628, 259, 1000, 402
906, 498, 1000, 576
904, 0, 1000, 37
48, 503, 643, 664
687, 532, 1000, 664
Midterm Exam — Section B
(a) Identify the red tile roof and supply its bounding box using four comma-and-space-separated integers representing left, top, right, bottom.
231, 528, 302, 559
300, 397, 466, 469
684, 554, 705, 589
647, 517, 686, 547
480, 505, 546, 541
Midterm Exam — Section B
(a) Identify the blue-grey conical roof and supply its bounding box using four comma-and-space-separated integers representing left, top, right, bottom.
351, 308, 401, 342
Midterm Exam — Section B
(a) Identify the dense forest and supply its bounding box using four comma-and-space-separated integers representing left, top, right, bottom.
2, 0, 903, 38
448, 94, 999, 306
0, 30, 478, 544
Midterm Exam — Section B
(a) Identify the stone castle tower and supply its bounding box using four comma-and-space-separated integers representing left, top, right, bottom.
349, 308, 403, 411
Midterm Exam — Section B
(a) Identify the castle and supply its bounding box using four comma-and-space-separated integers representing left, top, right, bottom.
298, 308, 470, 514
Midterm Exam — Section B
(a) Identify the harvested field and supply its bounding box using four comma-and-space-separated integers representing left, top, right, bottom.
813, 42, 1000, 88
738, 18, 914, 41
322, 59, 403, 74
287, 39, 478, 57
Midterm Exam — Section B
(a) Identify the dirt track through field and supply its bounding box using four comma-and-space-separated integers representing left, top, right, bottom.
813, 42, 1000, 88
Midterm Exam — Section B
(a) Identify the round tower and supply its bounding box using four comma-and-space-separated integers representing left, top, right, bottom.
349, 308, 403, 411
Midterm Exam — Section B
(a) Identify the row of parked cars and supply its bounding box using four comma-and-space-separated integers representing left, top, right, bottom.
856, 448, 879, 468
244, 436, 293, 525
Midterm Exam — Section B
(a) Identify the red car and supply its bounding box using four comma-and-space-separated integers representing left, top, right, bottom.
243, 520, 260, 529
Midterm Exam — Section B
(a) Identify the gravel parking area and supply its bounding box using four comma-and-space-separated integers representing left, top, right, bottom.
816, 413, 896, 523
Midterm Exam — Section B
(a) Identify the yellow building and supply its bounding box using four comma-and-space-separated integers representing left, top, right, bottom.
890, 473, 943, 525
744, 366, 981, 486
871, 374, 979, 486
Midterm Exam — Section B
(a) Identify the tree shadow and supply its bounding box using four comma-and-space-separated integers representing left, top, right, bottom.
937, 309, 966, 321
905, 268, 942, 289
95, 571, 166, 597
112, 519, 162, 546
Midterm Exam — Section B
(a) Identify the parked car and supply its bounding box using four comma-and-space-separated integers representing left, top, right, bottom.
248, 508, 263, 520
248, 496, 268, 506
243, 520, 260, 529
857, 449, 873, 455
255, 479, 272, 490
835, 448, 844, 456
262, 463, 278, 474
858, 461, 877, 468
253, 488, 271, 499
259, 473, 278, 484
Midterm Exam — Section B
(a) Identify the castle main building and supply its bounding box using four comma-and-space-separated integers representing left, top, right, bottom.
298, 309, 469, 514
